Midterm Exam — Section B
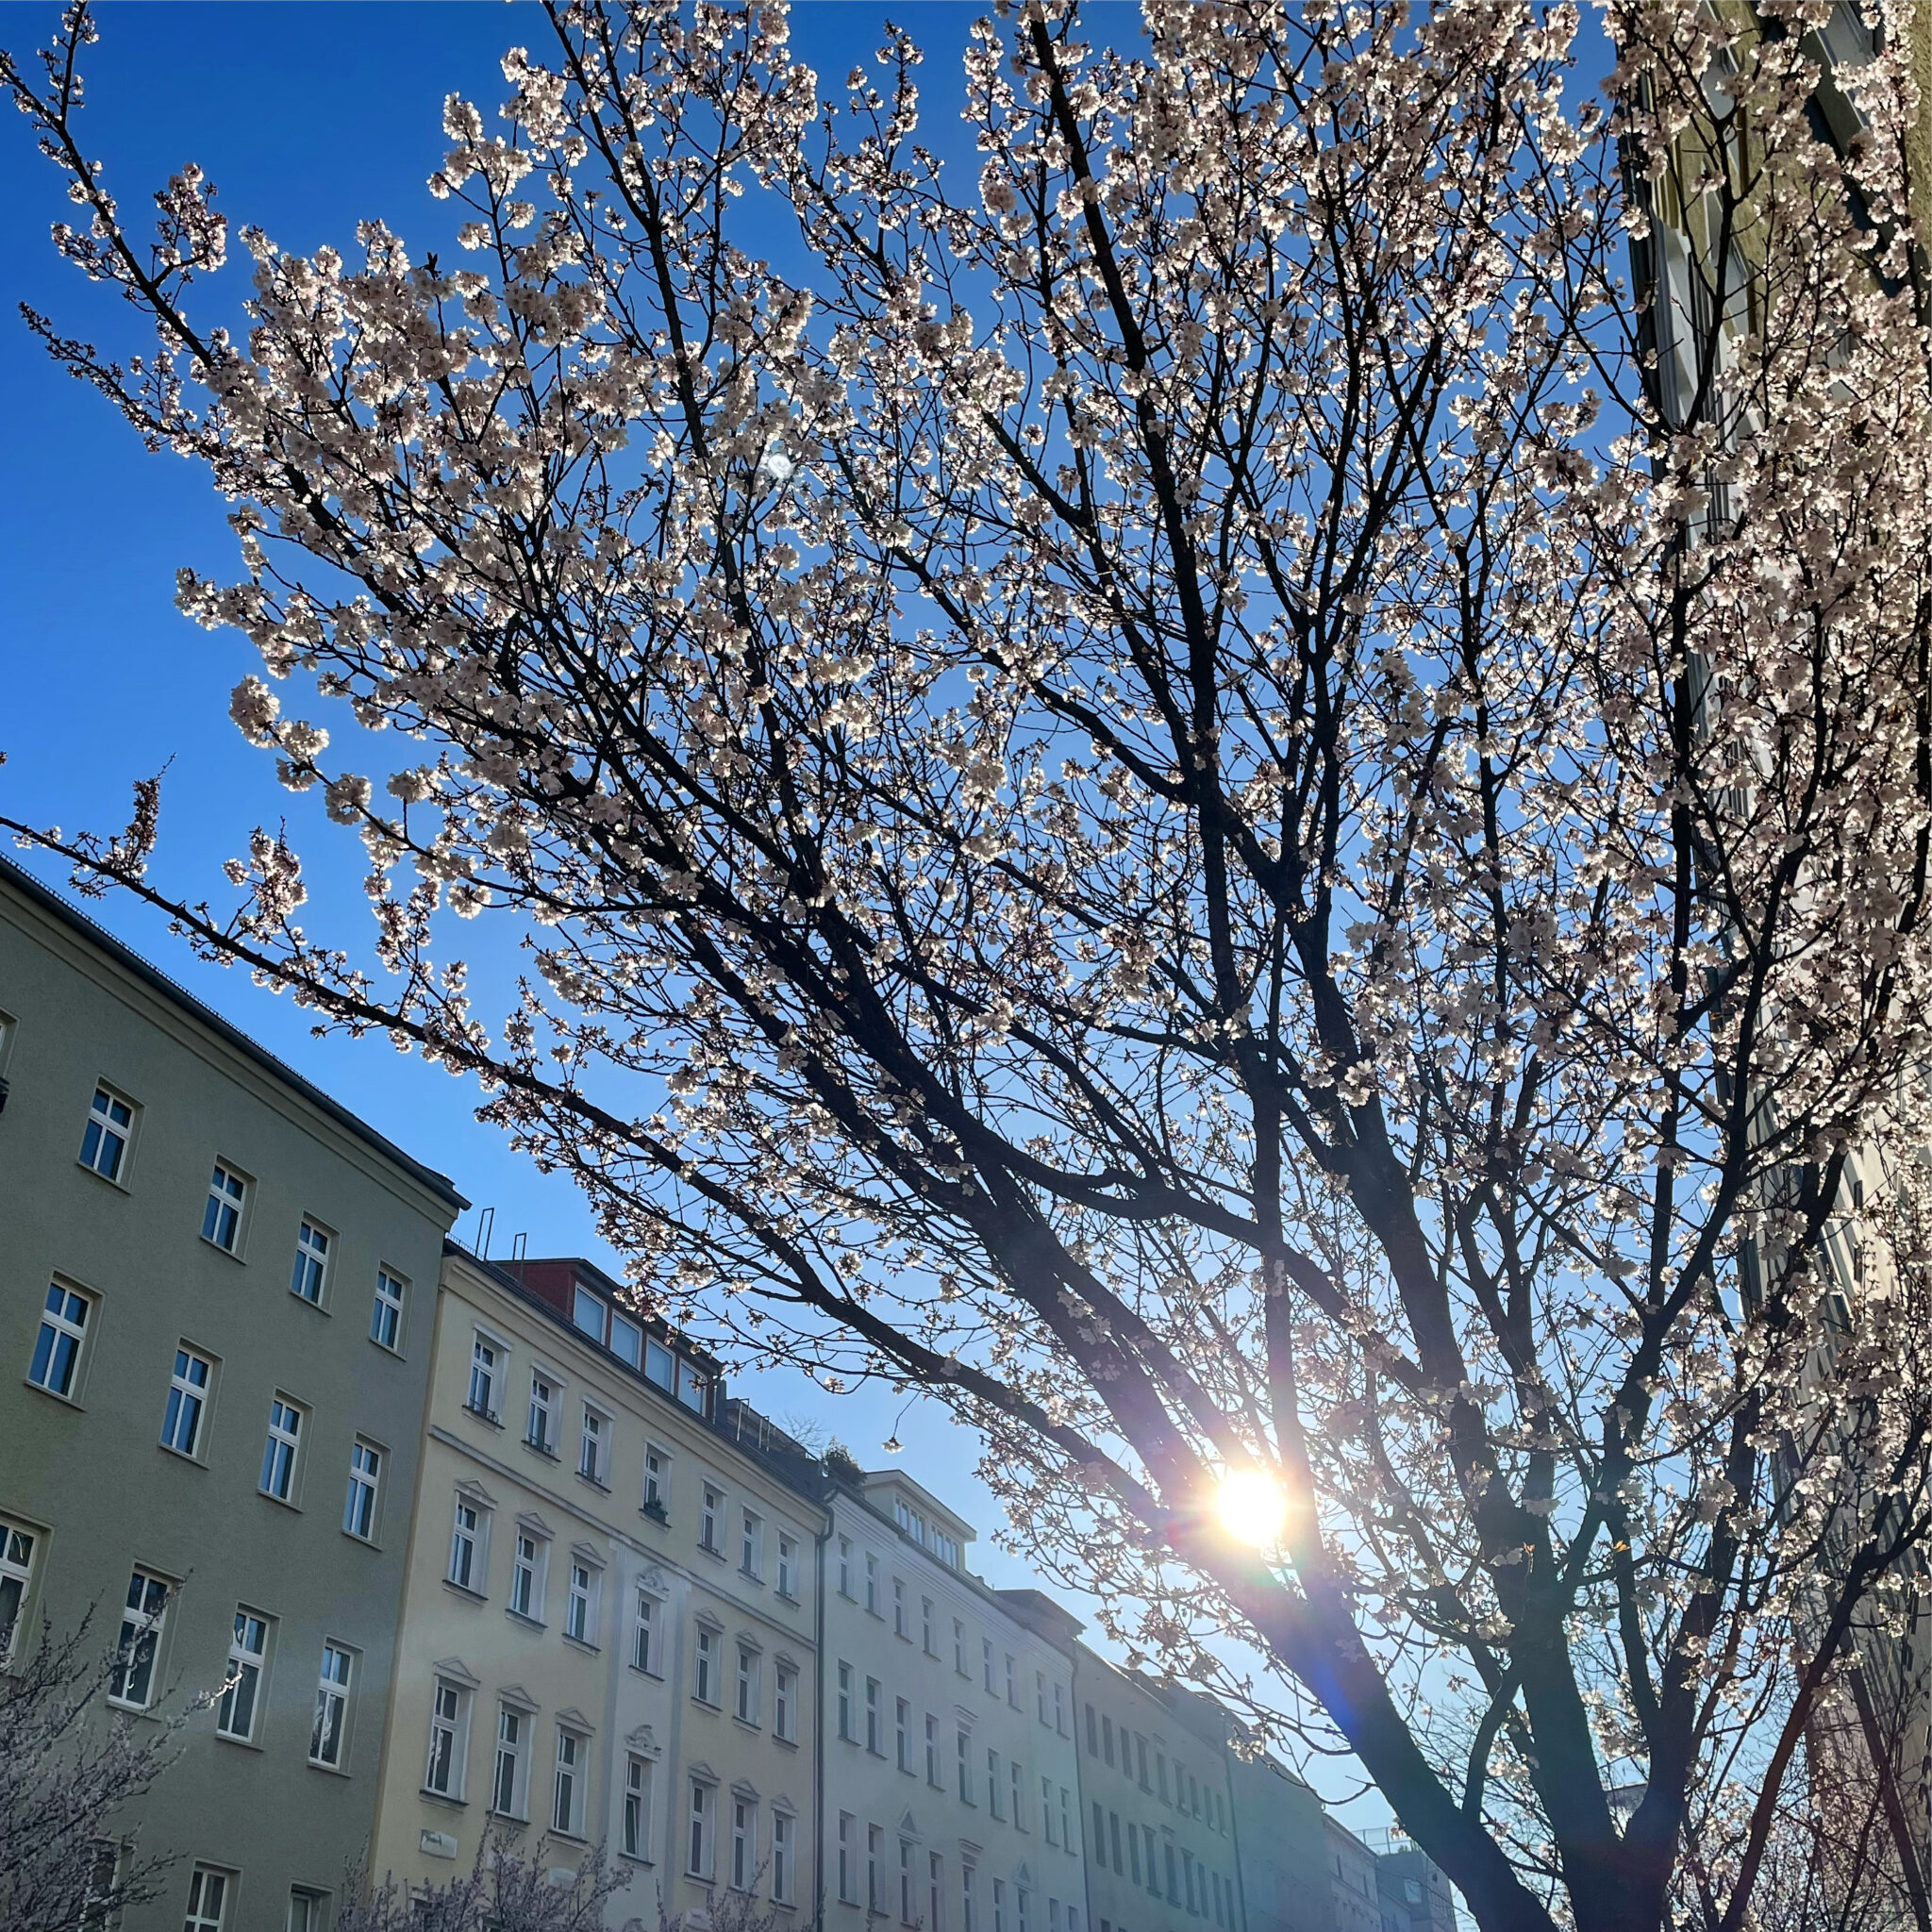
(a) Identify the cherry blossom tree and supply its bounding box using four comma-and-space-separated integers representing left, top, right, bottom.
8, 2, 1932, 1927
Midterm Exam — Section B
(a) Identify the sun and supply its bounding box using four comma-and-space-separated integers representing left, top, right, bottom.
1217, 1467, 1289, 1548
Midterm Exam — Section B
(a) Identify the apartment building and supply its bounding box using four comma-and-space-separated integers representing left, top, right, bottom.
0, 853, 466, 1931
1224, 1753, 1333, 1932
819, 1472, 1086, 1932
1071, 1647, 1242, 1932
367, 1249, 822, 1926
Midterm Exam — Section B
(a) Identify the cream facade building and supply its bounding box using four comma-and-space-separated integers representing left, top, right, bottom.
818, 1473, 1087, 1932
368, 1249, 823, 1926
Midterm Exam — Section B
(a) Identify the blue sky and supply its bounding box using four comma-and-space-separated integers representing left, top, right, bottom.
0, 0, 1435, 1825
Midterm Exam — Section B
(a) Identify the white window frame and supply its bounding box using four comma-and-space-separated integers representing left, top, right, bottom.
527, 1371, 558, 1456
775, 1660, 797, 1742
732, 1793, 758, 1892
0, 1518, 41, 1666
78, 1084, 136, 1183
202, 1160, 249, 1253
642, 1444, 670, 1516
554, 1725, 586, 1836
565, 1559, 597, 1644
579, 1405, 608, 1486
838, 1659, 855, 1740
866, 1552, 880, 1614
371, 1267, 408, 1351
310, 1641, 354, 1768
342, 1440, 381, 1541
624, 1752, 654, 1860
289, 1219, 331, 1306
736, 1643, 760, 1725
217, 1607, 270, 1742
510, 1531, 547, 1622
632, 1588, 658, 1674
184, 1866, 233, 1932
160, 1344, 213, 1458
689, 1777, 716, 1879
492, 1703, 530, 1819
108, 1568, 171, 1710
773, 1807, 795, 1904
694, 1624, 720, 1705
741, 1508, 764, 1579
839, 1812, 858, 1903
700, 1483, 723, 1555
896, 1695, 911, 1773
288, 1887, 330, 1932
777, 1532, 798, 1599
468, 1331, 504, 1421
449, 1497, 486, 1592
258, 1395, 305, 1503
28, 1280, 92, 1402
425, 1676, 471, 1797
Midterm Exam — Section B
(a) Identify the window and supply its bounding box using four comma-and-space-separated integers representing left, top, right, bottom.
737, 1644, 759, 1724
311, 1642, 353, 1768
773, 1808, 795, 1903
109, 1570, 168, 1708
1137, 1734, 1150, 1789
566, 1561, 594, 1642
288, 1888, 330, 1932
926, 1711, 941, 1785
964, 1862, 978, 1932
342, 1441, 381, 1541
632, 1590, 658, 1674
611, 1309, 642, 1368
701, 1484, 723, 1554
184, 1867, 230, 1932
901, 1839, 917, 1924
468, 1335, 501, 1419
1010, 1760, 1024, 1827
955, 1618, 967, 1675
1018, 1890, 1032, 1932
643, 1446, 669, 1516
554, 1727, 585, 1835
217, 1609, 269, 1740
694, 1625, 720, 1704
865, 1552, 880, 1614
449, 1500, 482, 1591
922, 1596, 936, 1654
775, 1661, 796, 1741
28, 1282, 92, 1399
931, 1853, 946, 1932
574, 1285, 606, 1342
838, 1661, 855, 1740
983, 1637, 995, 1692
1055, 1682, 1067, 1736
1043, 1777, 1057, 1844
741, 1509, 763, 1578
1109, 1811, 1123, 1874
866, 1676, 882, 1754
645, 1338, 675, 1390
958, 1726, 973, 1802
677, 1359, 708, 1412
0, 1520, 39, 1663
290, 1220, 330, 1304
511, 1533, 544, 1620
527, 1373, 558, 1455
259, 1396, 304, 1502
838, 1536, 853, 1597
896, 1695, 911, 1772
869, 1825, 886, 1913
1095, 1806, 1108, 1862
371, 1267, 407, 1350
202, 1162, 247, 1251
839, 1812, 858, 1903
777, 1532, 797, 1598
1130, 1824, 1142, 1885
732, 1795, 756, 1890
689, 1779, 714, 1877
160, 1346, 212, 1457
579, 1407, 607, 1485
425, 1677, 469, 1795
988, 1748, 1002, 1818
995, 1879, 1008, 1932
1006, 1654, 1017, 1707
79, 1086, 134, 1181
1037, 1671, 1048, 1724
625, 1754, 653, 1859
893, 1577, 908, 1638
1060, 1786, 1074, 1850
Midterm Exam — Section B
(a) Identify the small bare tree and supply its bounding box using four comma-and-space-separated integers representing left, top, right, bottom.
335, 1828, 633, 1932
0, 1611, 185, 1932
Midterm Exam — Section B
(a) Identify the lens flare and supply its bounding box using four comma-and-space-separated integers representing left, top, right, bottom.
1217, 1467, 1289, 1548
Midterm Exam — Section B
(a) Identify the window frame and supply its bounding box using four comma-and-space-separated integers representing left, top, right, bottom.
183, 1865, 234, 1932
624, 1752, 654, 1861
160, 1343, 215, 1460
201, 1159, 250, 1255
108, 1567, 171, 1711
448, 1496, 487, 1594
371, 1266, 408, 1353
491, 1702, 531, 1819
510, 1530, 548, 1623
77, 1082, 137, 1185
28, 1278, 94, 1404
774, 1659, 797, 1742
342, 1439, 382, 1542
526, 1370, 559, 1457
735, 1642, 760, 1725
632, 1587, 659, 1674
565, 1559, 598, 1644
310, 1640, 356, 1770
425, 1675, 472, 1799
578, 1404, 609, 1487
258, 1394, 307, 1506
467, 1331, 505, 1423
688, 1776, 716, 1879
289, 1218, 332, 1307
731, 1792, 758, 1893
0, 1517, 42, 1667
553, 1724, 587, 1837
216, 1607, 272, 1744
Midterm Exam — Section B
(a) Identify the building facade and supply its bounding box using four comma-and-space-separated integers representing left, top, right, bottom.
0, 854, 465, 1931
1070, 1644, 1243, 1932
366, 1249, 823, 1928
816, 1473, 1086, 1932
